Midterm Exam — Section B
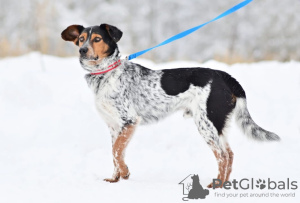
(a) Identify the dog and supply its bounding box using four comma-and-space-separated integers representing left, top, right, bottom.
61, 23, 280, 187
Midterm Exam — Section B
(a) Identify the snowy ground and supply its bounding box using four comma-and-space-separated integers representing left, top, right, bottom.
0, 53, 299, 203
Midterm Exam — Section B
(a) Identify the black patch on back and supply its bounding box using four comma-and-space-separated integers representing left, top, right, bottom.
160, 68, 213, 96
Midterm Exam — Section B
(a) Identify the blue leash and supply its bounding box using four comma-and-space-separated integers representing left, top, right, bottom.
127, 0, 253, 60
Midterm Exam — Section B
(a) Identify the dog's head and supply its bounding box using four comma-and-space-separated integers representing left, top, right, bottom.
61, 24, 122, 68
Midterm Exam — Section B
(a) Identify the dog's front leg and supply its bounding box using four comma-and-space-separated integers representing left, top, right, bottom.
103, 126, 121, 183
104, 122, 137, 183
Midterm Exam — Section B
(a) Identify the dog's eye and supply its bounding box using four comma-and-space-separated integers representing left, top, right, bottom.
94, 37, 102, 42
79, 37, 84, 42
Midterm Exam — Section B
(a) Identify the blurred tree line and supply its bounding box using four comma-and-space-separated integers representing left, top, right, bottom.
0, 0, 299, 63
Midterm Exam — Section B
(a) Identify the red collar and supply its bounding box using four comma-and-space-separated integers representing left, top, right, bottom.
91, 59, 121, 75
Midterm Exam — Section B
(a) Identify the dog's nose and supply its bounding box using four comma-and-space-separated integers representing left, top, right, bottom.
79, 47, 88, 55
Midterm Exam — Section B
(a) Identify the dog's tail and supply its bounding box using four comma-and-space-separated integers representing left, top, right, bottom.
218, 71, 280, 141
234, 98, 280, 141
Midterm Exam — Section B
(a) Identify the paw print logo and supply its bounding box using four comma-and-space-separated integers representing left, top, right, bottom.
256, 179, 266, 189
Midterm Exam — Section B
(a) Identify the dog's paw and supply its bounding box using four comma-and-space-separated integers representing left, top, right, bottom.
121, 171, 130, 179
207, 182, 213, 188
104, 176, 120, 183
120, 166, 130, 180
104, 173, 120, 183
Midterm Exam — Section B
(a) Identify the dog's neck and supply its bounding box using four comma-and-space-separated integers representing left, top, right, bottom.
90, 49, 122, 75
94, 48, 121, 72
81, 48, 121, 75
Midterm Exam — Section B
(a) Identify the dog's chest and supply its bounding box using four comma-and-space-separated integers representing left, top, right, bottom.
95, 86, 115, 114
85, 72, 124, 122
95, 76, 122, 113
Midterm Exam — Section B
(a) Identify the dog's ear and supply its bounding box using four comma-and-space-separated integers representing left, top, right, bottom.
61, 25, 85, 46
100, 24, 123, 43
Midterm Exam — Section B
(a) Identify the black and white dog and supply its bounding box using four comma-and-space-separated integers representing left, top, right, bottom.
61, 24, 280, 187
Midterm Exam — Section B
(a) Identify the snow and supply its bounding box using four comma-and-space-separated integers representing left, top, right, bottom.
0, 53, 299, 203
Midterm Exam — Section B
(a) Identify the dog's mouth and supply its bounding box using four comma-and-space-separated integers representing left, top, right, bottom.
79, 56, 102, 72
81, 56, 99, 61
80, 56, 102, 66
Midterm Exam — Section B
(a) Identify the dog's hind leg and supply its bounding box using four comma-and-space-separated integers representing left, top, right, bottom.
193, 107, 230, 188
224, 141, 234, 182
104, 122, 137, 183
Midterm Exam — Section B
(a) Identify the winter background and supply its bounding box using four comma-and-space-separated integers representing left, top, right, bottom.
0, 0, 300, 203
